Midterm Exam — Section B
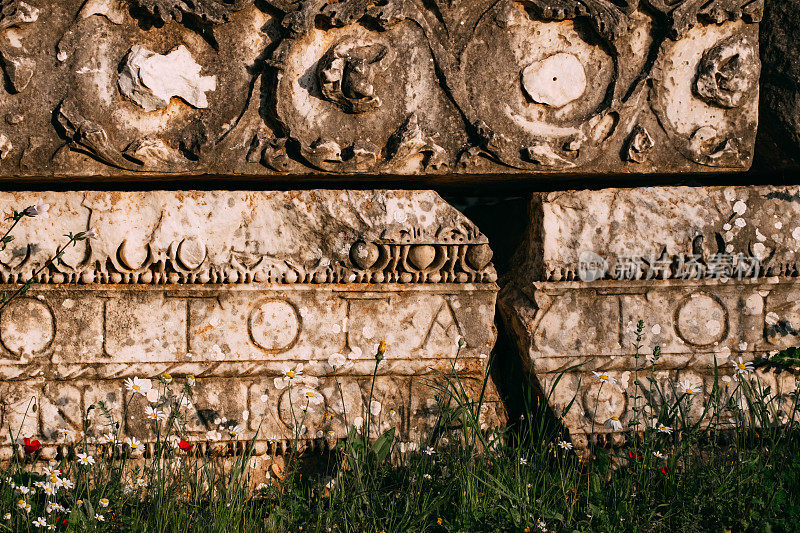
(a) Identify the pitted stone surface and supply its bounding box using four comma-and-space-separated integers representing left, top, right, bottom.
0, 0, 764, 178
761, 0, 800, 162
499, 185, 800, 445
0, 190, 502, 458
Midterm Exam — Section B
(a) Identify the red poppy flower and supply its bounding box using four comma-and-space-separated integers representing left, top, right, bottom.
661, 466, 671, 475
22, 437, 41, 454
178, 439, 193, 452
627, 451, 642, 461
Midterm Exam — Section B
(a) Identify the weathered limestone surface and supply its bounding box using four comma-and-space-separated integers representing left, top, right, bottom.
0, 190, 501, 458
760, 0, 800, 163
499, 186, 800, 445
0, 0, 764, 178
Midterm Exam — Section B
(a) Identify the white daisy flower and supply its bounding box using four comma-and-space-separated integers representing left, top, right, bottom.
77, 453, 95, 466
733, 356, 754, 375
145, 406, 166, 421
677, 379, 700, 395
424, 446, 435, 455
282, 364, 303, 381
99, 498, 109, 508
124, 377, 152, 396
592, 371, 617, 385
301, 389, 324, 406
606, 416, 623, 431
653, 451, 667, 459
655, 423, 673, 434
32, 516, 47, 527
557, 440, 573, 450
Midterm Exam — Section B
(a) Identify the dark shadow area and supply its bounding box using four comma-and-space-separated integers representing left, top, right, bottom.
489, 314, 565, 445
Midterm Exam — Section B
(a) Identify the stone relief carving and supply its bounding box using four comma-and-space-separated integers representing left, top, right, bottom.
0, 190, 496, 285
54, 99, 141, 171
127, 0, 249, 25
624, 124, 654, 163
0, 190, 502, 455
0, 0, 38, 31
694, 34, 758, 108
501, 278, 800, 446
516, 186, 798, 284
0, 0, 766, 176
0, 49, 33, 92
316, 40, 390, 114
644, 0, 764, 38
499, 185, 800, 446
0, 0, 38, 97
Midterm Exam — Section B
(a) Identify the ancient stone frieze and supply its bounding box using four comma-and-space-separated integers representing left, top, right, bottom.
499, 185, 800, 445
0, 0, 763, 178
0, 190, 501, 458
518, 185, 800, 283
500, 277, 800, 445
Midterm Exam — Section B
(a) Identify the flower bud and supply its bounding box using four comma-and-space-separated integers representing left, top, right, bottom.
376, 340, 387, 361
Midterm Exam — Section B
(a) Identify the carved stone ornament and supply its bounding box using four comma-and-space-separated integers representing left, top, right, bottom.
694, 34, 758, 109
317, 40, 391, 114
499, 185, 800, 446
127, 0, 250, 25
0, 0, 763, 178
0, 190, 502, 457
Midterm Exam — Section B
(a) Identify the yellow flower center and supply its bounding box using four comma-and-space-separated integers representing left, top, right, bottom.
306, 392, 315, 398
286, 371, 295, 378
600, 374, 609, 381
686, 388, 694, 394
132, 384, 141, 391
611, 416, 619, 421
737, 363, 746, 370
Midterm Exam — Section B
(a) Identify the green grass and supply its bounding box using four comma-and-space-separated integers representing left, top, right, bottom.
2, 331, 800, 532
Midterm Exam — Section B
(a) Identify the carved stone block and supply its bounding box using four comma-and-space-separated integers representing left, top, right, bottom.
499, 185, 800, 445
0, 190, 501, 458
0, 0, 763, 179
